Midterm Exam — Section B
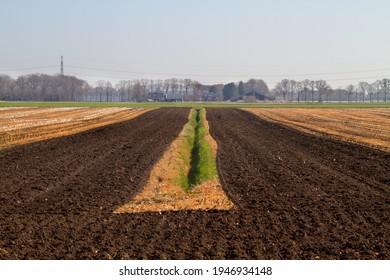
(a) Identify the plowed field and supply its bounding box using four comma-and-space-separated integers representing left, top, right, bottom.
207, 108, 389, 259
0, 107, 389, 260
243, 108, 390, 151
0, 107, 153, 149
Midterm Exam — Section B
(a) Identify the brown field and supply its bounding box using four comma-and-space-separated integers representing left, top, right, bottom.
0, 108, 389, 259
0, 107, 154, 149
243, 108, 390, 152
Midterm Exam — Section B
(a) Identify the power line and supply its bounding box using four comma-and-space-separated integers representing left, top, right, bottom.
0, 65, 58, 72
0, 57, 58, 63
66, 65, 390, 78
326, 75, 390, 82
0, 62, 388, 87
65, 56, 390, 69
1, 56, 389, 71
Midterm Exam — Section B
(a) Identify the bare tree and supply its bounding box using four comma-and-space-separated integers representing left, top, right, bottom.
192, 81, 202, 101
0, 74, 13, 100
215, 84, 224, 102
380, 78, 390, 102
295, 81, 304, 103
367, 83, 375, 103
133, 80, 143, 102
126, 80, 133, 102
178, 79, 184, 95
358, 82, 369, 102
163, 79, 170, 94
309, 80, 316, 102
301, 79, 310, 102
170, 78, 178, 94
345, 85, 355, 103
183, 79, 192, 97
374, 80, 382, 102
334, 88, 344, 102
325, 88, 333, 102
289, 80, 297, 101
140, 79, 149, 99
14, 76, 28, 100
275, 79, 290, 100
149, 79, 155, 94
275, 79, 311, 102
155, 79, 163, 93
105, 81, 113, 102
273, 83, 283, 100
116, 80, 127, 102
96, 80, 105, 102
315, 80, 330, 103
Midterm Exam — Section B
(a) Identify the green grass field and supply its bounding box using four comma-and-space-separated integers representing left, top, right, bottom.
0, 101, 389, 108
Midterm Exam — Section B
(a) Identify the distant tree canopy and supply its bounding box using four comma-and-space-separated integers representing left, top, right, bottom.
272, 78, 389, 102
0, 73, 388, 102
0, 74, 90, 101
238, 81, 245, 97
209, 85, 219, 95
245, 79, 269, 96
222, 83, 238, 100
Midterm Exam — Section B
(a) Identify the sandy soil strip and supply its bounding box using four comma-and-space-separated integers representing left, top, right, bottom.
243, 108, 390, 151
115, 110, 235, 213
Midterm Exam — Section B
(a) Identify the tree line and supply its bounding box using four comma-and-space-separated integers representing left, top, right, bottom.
0, 74, 89, 102
0, 73, 389, 102
273, 79, 390, 103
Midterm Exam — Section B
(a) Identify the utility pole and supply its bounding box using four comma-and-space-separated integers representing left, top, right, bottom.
60, 55, 64, 75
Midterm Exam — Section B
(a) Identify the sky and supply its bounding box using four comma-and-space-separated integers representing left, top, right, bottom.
1, 0, 389, 88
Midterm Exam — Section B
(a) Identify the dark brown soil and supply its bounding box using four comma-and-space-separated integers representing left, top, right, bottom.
0, 108, 389, 260
207, 108, 390, 260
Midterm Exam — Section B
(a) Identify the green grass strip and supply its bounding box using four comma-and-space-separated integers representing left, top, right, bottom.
177, 108, 218, 192
187, 108, 218, 188
177, 111, 196, 191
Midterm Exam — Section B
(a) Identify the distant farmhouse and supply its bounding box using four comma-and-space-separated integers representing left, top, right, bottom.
242, 91, 270, 101
164, 93, 183, 102
148, 92, 186, 102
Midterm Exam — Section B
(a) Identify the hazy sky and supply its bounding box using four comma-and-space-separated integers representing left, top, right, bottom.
1, 0, 389, 88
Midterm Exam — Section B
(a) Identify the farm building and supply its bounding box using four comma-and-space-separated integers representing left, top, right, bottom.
164, 93, 183, 102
